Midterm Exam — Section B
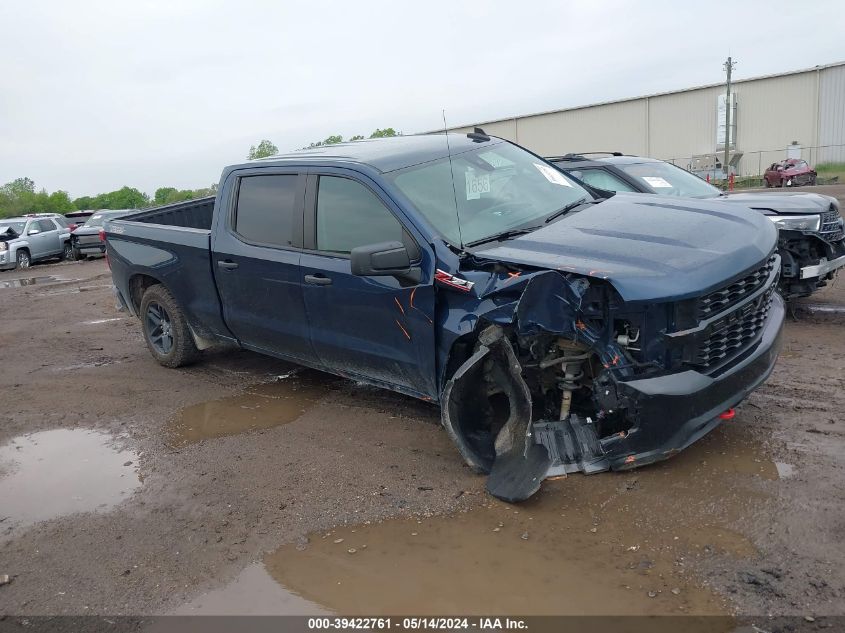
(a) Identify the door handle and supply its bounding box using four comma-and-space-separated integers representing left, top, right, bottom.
217, 260, 239, 270
304, 273, 332, 286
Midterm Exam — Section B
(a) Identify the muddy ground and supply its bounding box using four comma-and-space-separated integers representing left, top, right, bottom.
0, 193, 843, 621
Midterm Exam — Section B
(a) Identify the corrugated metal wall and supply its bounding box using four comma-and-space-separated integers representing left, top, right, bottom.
819, 64, 845, 163
447, 63, 845, 175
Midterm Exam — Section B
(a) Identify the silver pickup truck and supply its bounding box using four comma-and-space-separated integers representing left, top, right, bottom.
0, 215, 73, 270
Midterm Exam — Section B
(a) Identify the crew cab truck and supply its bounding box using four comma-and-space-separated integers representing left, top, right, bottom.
549, 153, 845, 299
106, 134, 785, 502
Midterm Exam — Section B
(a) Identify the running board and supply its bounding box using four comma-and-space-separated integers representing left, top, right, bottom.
533, 414, 611, 477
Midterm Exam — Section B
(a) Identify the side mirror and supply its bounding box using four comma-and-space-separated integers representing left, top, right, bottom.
351, 241, 416, 279
27, 229, 40, 235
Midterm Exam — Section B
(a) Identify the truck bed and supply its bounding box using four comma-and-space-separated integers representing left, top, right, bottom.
106, 195, 232, 344
121, 196, 215, 230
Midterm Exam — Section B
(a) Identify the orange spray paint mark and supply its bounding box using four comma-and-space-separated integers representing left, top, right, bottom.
393, 296, 405, 315
395, 319, 411, 341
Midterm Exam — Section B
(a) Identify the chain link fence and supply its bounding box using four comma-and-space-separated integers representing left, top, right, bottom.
663, 143, 845, 188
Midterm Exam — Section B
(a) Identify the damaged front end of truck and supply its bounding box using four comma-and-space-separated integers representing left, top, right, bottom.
437, 257, 784, 503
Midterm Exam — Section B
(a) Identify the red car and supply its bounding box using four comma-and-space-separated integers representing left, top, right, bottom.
764, 158, 817, 187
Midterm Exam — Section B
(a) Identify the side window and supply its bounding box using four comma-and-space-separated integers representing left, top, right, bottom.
578, 169, 637, 193
38, 219, 57, 232
234, 175, 298, 247
316, 176, 404, 254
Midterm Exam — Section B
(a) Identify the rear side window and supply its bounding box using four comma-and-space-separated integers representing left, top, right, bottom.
316, 176, 404, 254
235, 175, 298, 247
38, 219, 57, 231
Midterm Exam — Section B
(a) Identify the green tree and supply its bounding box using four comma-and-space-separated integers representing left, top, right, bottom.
369, 127, 398, 138
73, 196, 95, 210
45, 190, 74, 213
248, 140, 279, 160
349, 135, 365, 142
154, 187, 179, 205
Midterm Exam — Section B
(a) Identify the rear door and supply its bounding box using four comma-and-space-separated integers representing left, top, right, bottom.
299, 170, 437, 398
38, 219, 62, 255
25, 220, 49, 257
212, 169, 317, 364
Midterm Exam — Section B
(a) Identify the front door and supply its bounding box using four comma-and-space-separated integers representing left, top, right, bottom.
299, 171, 437, 398
211, 170, 317, 364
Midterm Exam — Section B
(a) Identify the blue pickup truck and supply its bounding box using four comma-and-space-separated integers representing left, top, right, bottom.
106, 133, 784, 502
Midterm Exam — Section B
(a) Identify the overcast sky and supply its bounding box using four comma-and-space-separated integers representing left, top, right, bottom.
1, 0, 843, 198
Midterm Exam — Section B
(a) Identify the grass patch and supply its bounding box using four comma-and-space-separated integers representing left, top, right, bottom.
816, 162, 845, 184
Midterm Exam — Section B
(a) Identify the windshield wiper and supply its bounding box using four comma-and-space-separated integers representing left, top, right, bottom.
544, 197, 597, 223
464, 227, 539, 248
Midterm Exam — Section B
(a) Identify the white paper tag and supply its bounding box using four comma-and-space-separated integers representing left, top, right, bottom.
478, 151, 513, 169
534, 163, 573, 186
642, 176, 673, 188
465, 172, 491, 199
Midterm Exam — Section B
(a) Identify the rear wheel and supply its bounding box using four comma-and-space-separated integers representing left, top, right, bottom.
61, 241, 73, 261
16, 250, 30, 270
72, 246, 83, 261
140, 284, 199, 368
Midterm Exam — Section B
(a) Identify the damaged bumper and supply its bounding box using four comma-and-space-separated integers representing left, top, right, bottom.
442, 289, 785, 503
600, 292, 784, 470
800, 253, 845, 280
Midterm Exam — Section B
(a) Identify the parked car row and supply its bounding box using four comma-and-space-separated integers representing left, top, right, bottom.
548, 153, 845, 299
104, 132, 788, 502
0, 210, 133, 271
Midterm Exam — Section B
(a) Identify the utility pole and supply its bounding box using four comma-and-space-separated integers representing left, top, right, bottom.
723, 56, 737, 179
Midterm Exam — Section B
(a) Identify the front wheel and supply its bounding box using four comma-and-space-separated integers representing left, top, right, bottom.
16, 250, 30, 270
140, 284, 200, 368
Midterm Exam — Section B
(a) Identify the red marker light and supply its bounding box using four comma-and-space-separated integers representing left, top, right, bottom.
719, 408, 736, 421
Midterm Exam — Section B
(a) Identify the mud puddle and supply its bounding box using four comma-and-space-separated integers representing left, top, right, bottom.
0, 429, 140, 530
0, 275, 69, 289
167, 370, 339, 446
179, 423, 780, 619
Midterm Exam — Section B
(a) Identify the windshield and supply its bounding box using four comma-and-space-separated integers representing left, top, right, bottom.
616, 161, 721, 198
83, 213, 111, 227
0, 221, 25, 235
388, 141, 591, 246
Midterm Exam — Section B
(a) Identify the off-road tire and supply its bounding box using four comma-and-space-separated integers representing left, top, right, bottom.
16, 249, 30, 269
140, 284, 200, 368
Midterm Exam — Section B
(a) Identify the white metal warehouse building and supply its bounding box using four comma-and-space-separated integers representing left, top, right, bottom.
446, 61, 845, 177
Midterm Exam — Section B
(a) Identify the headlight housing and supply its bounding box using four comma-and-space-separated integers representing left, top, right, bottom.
768, 214, 821, 231
0, 242, 7, 252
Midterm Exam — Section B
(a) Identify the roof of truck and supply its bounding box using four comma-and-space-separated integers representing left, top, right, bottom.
246, 133, 505, 173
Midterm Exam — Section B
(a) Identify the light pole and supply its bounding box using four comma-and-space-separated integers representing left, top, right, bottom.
723, 57, 737, 179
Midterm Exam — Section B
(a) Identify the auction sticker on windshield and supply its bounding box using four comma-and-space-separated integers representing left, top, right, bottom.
534, 163, 572, 186
642, 176, 673, 188
465, 172, 491, 200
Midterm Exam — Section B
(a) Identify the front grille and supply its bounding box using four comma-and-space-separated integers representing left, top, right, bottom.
692, 291, 775, 368
697, 255, 777, 320
820, 206, 844, 242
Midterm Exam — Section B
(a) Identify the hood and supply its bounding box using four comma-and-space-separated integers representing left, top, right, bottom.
0, 227, 19, 242
472, 193, 777, 303
724, 192, 835, 215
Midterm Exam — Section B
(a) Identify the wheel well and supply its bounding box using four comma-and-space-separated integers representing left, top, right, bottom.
128, 274, 162, 313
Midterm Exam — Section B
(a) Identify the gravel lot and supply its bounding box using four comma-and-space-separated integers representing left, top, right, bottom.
0, 189, 843, 620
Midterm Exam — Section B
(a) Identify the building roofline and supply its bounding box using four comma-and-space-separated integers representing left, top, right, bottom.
432, 61, 845, 133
